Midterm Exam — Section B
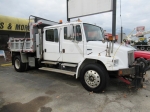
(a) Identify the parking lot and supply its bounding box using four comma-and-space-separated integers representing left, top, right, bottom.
0, 64, 150, 112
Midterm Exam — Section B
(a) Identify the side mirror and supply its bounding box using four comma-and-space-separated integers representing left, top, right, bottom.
100, 27, 106, 43
67, 25, 74, 39
102, 39, 106, 43
100, 28, 105, 38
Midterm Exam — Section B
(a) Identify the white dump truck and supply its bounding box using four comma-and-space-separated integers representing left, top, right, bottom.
8, 16, 148, 92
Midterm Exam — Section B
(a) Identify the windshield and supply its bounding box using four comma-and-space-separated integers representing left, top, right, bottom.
83, 23, 104, 41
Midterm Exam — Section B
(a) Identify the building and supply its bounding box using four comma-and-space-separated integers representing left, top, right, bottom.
0, 15, 30, 50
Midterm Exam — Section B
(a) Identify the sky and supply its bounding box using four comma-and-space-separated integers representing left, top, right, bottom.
0, 0, 150, 37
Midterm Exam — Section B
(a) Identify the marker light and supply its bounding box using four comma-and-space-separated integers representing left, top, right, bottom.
59, 20, 63, 24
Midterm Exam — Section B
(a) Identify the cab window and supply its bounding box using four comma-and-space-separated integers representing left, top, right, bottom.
64, 25, 82, 41
46, 29, 58, 42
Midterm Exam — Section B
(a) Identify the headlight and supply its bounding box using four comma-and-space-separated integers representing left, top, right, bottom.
114, 59, 119, 66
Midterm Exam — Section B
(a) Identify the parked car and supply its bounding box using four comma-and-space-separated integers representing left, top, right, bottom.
134, 51, 150, 60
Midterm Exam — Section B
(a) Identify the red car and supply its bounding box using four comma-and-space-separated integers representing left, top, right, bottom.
134, 51, 150, 60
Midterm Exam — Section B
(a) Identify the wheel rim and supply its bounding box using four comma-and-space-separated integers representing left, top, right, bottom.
84, 70, 100, 88
15, 59, 20, 69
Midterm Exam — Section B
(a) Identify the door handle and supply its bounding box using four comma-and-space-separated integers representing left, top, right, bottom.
44, 49, 46, 52
62, 49, 65, 53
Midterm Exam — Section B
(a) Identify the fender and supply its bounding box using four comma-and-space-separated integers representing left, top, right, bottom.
76, 55, 113, 79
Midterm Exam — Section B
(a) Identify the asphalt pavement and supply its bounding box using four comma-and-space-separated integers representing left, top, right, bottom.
0, 65, 150, 112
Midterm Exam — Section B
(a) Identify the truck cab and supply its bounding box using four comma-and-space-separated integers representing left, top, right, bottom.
43, 22, 134, 71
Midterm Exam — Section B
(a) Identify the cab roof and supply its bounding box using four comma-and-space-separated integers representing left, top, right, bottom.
44, 21, 83, 29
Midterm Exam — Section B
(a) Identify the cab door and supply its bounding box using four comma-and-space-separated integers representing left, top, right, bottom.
43, 28, 62, 61
62, 25, 84, 63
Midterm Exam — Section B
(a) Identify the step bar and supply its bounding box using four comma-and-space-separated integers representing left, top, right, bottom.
61, 63, 77, 67
39, 67, 75, 76
41, 61, 77, 67
41, 61, 58, 65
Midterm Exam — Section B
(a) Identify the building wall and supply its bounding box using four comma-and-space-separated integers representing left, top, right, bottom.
0, 30, 30, 38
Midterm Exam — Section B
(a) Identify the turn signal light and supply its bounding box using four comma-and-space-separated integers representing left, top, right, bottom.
59, 20, 63, 24
119, 70, 122, 76
108, 36, 113, 41
77, 18, 82, 22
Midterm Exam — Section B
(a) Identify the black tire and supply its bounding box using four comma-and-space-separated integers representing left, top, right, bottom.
34, 58, 42, 69
136, 58, 148, 70
80, 64, 109, 93
147, 47, 150, 51
140, 46, 145, 51
13, 55, 26, 72
24, 63, 29, 71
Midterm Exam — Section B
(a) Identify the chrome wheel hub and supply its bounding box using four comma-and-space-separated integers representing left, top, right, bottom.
84, 70, 100, 88
15, 59, 20, 69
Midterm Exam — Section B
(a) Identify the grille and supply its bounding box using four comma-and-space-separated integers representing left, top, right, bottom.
128, 51, 134, 65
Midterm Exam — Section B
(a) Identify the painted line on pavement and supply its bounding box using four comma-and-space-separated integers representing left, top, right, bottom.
0, 63, 12, 67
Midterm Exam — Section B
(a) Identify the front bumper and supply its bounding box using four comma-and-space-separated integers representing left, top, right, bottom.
118, 58, 150, 88
118, 67, 135, 76
118, 58, 150, 76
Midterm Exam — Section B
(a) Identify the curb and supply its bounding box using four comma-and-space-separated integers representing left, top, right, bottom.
0, 63, 12, 67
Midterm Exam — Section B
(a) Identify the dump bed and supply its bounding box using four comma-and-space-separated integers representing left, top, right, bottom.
8, 16, 58, 53
8, 37, 34, 52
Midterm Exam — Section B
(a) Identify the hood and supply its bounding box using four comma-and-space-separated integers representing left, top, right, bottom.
86, 41, 134, 68
86, 41, 134, 55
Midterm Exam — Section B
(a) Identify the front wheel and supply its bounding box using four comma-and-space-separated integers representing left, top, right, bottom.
14, 55, 26, 72
80, 64, 109, 93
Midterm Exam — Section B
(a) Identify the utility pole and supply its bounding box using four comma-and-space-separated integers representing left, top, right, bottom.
111, 0, 117, 53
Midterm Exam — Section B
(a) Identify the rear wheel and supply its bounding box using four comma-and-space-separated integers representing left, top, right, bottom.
14, 55, 26, 72
80, 64, 109, 93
